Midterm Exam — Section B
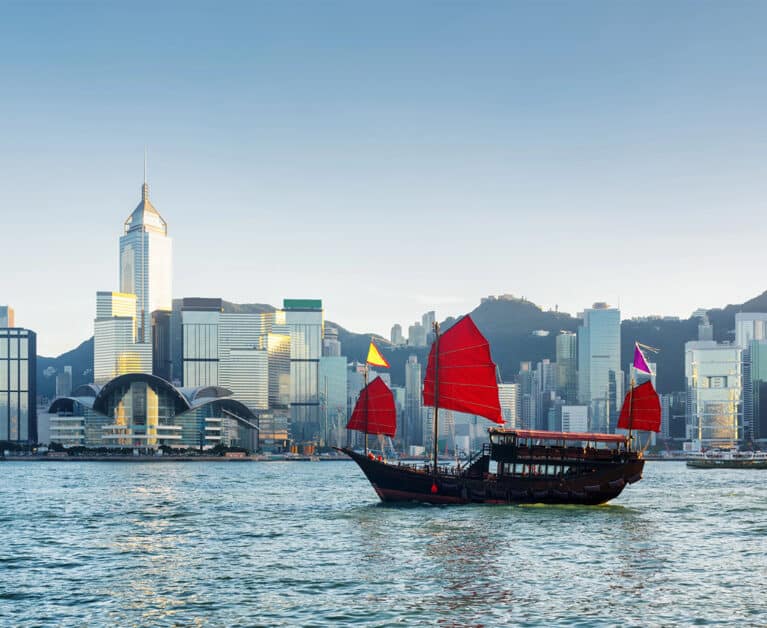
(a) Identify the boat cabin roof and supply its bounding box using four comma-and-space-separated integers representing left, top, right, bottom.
489, 429, 628, 444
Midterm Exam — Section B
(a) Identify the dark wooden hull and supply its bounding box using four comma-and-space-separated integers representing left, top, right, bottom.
340, 448, 644, 506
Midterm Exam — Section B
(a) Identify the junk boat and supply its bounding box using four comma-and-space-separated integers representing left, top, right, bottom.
339, 316, 662, 505
686, 449, 767, 469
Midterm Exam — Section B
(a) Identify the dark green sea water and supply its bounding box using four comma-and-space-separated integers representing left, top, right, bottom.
1, 461, 765, 626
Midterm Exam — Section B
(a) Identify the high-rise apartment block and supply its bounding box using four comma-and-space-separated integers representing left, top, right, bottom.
390, 324, 405, 346
408, 322, 427, 347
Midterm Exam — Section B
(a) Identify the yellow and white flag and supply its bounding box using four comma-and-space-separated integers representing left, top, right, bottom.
366, 340, 390, 368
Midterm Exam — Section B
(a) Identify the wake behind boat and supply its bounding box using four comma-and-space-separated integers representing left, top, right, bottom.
339, 316, 662, 505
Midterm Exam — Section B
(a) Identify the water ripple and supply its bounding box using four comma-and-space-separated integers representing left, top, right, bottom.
0, 461, 765, 625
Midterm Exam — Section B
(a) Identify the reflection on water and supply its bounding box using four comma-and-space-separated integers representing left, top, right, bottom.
1, 461, 765, 625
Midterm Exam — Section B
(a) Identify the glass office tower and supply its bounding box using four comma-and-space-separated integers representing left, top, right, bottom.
120, 181, 172, 344
94, 291, 151, 385
685, 340, 742, 448
284, 299, 323, 443
577, 303, 622, 433
0, 328, 37, 442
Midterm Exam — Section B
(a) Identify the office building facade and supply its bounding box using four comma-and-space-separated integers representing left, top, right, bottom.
284, 299, 323, 442
94, 291, 152, 385
0, 306, 14, 328
119, 181, 172, 344
556, 331, 577, 404
0, 328, 37, 442
577, 303, 622, 433
685, 341, 741, 448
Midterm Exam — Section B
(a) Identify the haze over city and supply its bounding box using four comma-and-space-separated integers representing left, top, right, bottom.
3, 1, 767, 355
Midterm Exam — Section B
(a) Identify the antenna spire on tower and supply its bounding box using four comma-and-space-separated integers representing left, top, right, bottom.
142, 147, 149, 201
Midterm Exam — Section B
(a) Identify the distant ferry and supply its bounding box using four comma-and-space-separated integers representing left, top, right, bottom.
686, 449, 767, 469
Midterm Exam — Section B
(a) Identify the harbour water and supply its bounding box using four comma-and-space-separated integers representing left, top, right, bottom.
1, 461, 765, 626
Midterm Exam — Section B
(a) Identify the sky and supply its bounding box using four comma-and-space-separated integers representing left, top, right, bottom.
2, 1, 767, 356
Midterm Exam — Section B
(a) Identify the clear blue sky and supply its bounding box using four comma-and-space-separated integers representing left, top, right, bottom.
2, 1, 766, 355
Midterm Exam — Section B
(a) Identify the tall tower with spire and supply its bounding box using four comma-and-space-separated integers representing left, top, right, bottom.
119, 165, 173, 344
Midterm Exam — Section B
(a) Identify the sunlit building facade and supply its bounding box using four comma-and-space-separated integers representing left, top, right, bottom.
47, 374, 258, 450
0, 327, 37, 442
284, 299, 323, 442
577, 303, 622, 433
94, 291, 151, 385
497, 383, 520, 428
685, 341, 741, 449
120, 181, 172, 344
0, 306, 14, 328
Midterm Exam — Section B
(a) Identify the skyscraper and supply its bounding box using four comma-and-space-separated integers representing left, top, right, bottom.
405, 355, 423, 446
119, 178, 172, 344
0, 327, 37, 442
390, 324, 404, 346
56, 366, 73, 398
322, 325, 342, 357
577, 303, 622, 433
497, 383, 519, 428
685, 340, 741, 448
319, 356, 348, 447
0, 306, 14, 328
94, 291, 151, 384
555, 331, 577, 404
735, 313, 767, 348
284, 299, 323, 442
735, 313, 767, 442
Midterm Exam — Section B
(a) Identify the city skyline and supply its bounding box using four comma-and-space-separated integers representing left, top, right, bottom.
3, 2, 767, 355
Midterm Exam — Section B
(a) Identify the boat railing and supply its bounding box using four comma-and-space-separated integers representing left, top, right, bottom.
463, 443, 490, 471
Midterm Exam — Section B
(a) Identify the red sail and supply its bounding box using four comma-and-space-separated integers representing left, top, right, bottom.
423, 315, 503, 424
346, 376, 397, 437
617, 380, 661, 432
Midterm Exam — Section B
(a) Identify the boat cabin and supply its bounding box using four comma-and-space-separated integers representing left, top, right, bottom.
484, 429, 631, 479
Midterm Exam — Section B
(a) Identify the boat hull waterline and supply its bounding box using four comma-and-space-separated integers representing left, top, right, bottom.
340, 448, 644, 506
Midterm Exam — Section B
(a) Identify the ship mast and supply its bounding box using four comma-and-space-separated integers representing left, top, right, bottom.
363, 363, 369, 454
627, 367, 635, 450
432, 322, 440, 479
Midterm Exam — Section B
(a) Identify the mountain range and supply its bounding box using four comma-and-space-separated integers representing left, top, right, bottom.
36, 290, 767, 401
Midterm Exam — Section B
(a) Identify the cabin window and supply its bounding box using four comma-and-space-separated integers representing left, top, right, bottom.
489, 460, 498, 474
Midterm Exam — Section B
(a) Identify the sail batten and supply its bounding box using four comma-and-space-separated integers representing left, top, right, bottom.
346, 376, 397, 437
617, 380, 661, 432
423, 316, 503, 424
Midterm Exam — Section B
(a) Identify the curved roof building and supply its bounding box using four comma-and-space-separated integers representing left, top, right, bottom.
48, 373, 258, 450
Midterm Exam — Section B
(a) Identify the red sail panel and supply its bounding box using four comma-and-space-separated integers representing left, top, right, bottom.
617, 380, 662, 432
346, 376, 397, 437
423, 315, 503, 424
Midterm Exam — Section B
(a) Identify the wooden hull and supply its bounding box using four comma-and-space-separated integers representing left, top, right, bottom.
340, 448, 644, 506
